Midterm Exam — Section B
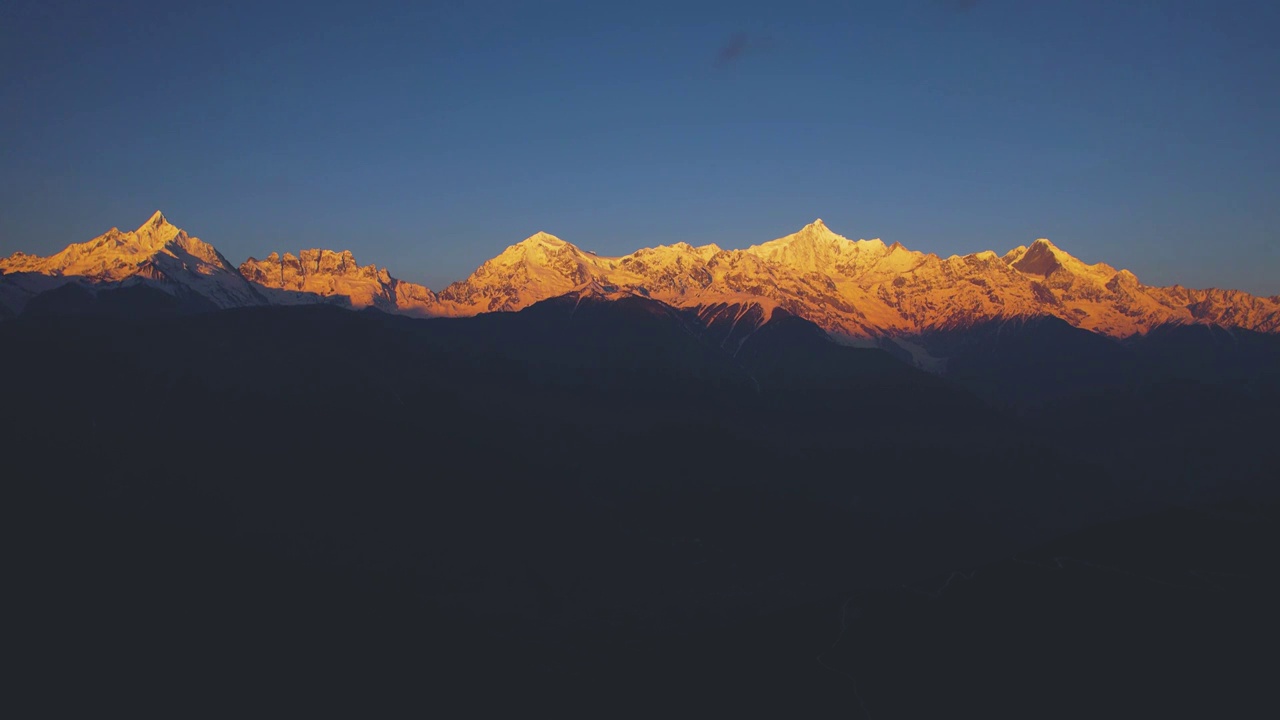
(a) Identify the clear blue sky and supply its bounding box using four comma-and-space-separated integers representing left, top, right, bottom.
2, 0, 1277, 294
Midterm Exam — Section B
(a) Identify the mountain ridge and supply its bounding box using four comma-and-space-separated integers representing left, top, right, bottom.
239, 249, 437, 314
4, 212, 1278, 338
0, 211, 263, 312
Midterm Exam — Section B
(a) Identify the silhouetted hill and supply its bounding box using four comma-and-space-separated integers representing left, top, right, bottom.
3, 292, 1276, 716
21, 280, 219, 318
821, 501, 1280, 719
1129, 322, 1280, 390
920, 315, 1138, 407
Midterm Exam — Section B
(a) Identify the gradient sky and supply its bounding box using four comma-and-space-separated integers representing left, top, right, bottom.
2, 0, 1278, 294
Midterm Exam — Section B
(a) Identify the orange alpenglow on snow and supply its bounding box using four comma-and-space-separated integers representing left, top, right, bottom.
0, 211, 262, 309
3, 214, 1278, 338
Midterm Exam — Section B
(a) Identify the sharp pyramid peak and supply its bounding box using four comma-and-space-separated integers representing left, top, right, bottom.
791, 217, 855, 244
798, 218, 836, 235
132, 210, 184, 246
521, 230, 567, 244
138, 210, 174, 231
492, 230, 582, 264
1025, 238, 1086, 262
1011, 238, 1072, 276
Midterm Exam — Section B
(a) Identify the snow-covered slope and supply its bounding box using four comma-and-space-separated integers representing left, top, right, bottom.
422, 219, 1280, 339
432, 232, 615, 315
5, 213, 1277, 339
239, 249, 436, 315
0, 211, 264, 313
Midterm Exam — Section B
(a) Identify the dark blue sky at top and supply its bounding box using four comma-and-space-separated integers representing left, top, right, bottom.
2, 0, 1277, 293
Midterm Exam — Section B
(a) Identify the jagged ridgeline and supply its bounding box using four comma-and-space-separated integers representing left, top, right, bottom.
5, 213, 1279, 716
4, 213, 1278, 340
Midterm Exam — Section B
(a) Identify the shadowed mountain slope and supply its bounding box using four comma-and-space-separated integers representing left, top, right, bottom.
4, 293, 1277, 716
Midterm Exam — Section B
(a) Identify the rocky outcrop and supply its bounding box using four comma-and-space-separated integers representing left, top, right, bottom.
239, 249, 436, 314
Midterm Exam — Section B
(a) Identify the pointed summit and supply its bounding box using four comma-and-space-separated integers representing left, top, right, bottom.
742, 217, 861, 272
492, 231, 581, 264
795, 218, 838, 240
519, 231, 567, 246
1011, 238, 1065, 277
0, 209, 262, 310
133, 210, 182, 247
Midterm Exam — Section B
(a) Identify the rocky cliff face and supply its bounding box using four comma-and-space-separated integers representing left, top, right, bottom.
239, 249, 436, 314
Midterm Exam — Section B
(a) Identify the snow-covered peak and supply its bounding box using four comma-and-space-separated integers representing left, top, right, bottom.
492, 231, 584, 264
1009, 238, 1117, 283
133, 210, 183, 248
518, 231, 568, 247
791, 218, 845, 244
1009, 238, 1073, 276
1024, 237, 1064, 253
1011, 241, 1053, 270
0, 211, 197, 278
744, 219, 867, 273
755, 219, 849, 248
6, 212, 1277, 339
433, 229, 610, 314
0, 211, 263, 310
1002, 245, 1028, 265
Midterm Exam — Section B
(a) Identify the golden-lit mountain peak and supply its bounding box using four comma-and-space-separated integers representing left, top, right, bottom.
1010, 238, 1067, 276
250, 220, 1279, 337
7, 214, 1279, 339
517, 231, 569, 246
131, 210, 184, 247
788, 218, 845, 243
0, 211, 261, 310
744, 218, 877, 274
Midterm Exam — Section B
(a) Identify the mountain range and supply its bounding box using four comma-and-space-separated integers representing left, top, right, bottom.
4, 212, 1278, 345
7, 211, 1279, 717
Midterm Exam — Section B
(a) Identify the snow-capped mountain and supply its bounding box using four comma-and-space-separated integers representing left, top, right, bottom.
239, 249, 436, 314
423, 219, 1280, 339
0, 211, 263, 313
5, 213, 1278, 340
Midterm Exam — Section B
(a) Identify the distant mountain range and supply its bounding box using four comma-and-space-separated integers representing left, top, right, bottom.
5, 211, 1277, 343
6, 211, 1279, 716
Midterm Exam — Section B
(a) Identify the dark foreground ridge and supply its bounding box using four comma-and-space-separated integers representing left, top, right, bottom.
5, 297, 1279, 717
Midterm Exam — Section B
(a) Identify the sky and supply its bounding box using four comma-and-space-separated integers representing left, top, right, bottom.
1, 0, 1278, 294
